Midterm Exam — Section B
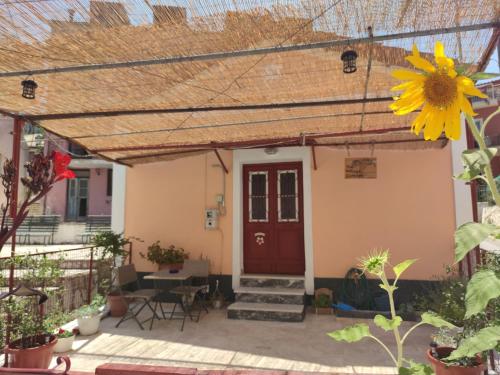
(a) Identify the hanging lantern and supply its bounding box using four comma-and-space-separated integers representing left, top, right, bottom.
341, 50, 358, 74
21, 79, 37, 99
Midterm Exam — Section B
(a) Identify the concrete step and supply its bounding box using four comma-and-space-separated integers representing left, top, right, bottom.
227, 302, 305, 322
239, 274, 305, 289
234, 286, 305, 304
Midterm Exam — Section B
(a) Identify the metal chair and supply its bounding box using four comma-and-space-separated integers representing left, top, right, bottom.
115, 264, 160, 330
170, 260, 210, 323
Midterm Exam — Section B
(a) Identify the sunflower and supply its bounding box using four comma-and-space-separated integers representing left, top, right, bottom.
390, 41, 487, 141
359, 249, 389, 276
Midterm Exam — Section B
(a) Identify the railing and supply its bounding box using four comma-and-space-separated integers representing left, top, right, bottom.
0, 243, 133, 358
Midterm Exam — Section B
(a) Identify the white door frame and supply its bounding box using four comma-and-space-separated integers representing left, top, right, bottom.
232, 147, 314, 294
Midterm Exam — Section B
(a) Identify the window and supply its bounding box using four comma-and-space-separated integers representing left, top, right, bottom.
107, 169, 113, 196
277, 169, 299, 222
249, 171, 268, 222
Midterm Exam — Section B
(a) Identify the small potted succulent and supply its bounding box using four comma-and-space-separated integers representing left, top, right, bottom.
314, 288, 333, 315
141, 241, 188, 272
76, 294, 105, 336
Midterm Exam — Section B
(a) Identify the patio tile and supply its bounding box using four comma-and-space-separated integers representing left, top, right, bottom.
66, 309, 435, 374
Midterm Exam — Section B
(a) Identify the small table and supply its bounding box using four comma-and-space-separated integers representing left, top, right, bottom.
144, 269, 193, 330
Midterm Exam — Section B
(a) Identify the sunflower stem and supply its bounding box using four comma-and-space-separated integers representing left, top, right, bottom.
465, 113, 500, 207
380, 273, 403, 368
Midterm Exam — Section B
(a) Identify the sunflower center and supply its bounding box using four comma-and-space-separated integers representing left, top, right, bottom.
423, 70, 458, 109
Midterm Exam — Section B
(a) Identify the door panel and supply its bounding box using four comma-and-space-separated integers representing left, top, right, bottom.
243, 162, 305, 275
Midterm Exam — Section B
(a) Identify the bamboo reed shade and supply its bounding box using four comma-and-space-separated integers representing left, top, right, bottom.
0, 0, 497, 164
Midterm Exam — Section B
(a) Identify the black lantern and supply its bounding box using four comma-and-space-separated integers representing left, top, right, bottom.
21, 79, 37, 99
341, 50, 358, 74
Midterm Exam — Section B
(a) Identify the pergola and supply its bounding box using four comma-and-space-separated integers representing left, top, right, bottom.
0, 0, 498, 167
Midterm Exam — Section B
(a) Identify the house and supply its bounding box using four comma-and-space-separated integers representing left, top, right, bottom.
0, 116, 113, 243
0, 2, 495, 321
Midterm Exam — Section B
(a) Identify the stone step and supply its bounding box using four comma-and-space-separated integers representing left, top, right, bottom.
239, 274, 305, 289
234, 287, 305, 304
227, 302, 305, 322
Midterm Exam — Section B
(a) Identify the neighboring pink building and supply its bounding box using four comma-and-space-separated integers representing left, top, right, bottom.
44, 137, 112, 221
471, 79, 500, 207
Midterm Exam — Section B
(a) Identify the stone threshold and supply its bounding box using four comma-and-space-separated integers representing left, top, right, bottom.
227, 302, 304, 313
234, 286, 305, 295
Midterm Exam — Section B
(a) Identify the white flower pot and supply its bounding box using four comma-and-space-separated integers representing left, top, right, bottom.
54, 335, 75, 353
77, 315, 101, 336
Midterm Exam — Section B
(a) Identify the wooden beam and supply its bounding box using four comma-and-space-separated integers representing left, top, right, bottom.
28, 97, 393, 121
311, 145, 318, 170
117, 149, 210, 162
91, 127, 410, 153
213, 149, 229, 174
318, 137, 446, 147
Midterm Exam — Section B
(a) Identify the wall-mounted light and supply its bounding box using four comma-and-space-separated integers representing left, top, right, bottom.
264, 147, 278, 155
341, 50, 358, 74
21, 79, 37, 99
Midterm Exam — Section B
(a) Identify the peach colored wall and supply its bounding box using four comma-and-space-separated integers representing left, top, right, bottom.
125, 146, 455, 280
312, 147, 455, 280
125, 151, 233, 275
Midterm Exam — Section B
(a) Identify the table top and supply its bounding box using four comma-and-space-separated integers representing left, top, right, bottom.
143, 269, 192, 281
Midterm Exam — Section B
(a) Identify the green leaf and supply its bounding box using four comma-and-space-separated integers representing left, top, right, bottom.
399, 361, 434, 375
447, 326, 500, 360
469, 72, 500, 81
393, 259, 417, 279
327, 323, 371, 343
374, 314, 402, 331
465, 270, 500, 318
462, 148, 497, 168
454, 222, 497, 263
420, 312, 456, 329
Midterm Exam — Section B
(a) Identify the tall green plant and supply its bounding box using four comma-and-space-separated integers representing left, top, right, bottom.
328, 251, 454, 373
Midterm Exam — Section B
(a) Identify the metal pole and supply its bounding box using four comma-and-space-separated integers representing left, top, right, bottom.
87, 247, 94, 304
5, 117, 23, 367
0, 22, 497, 78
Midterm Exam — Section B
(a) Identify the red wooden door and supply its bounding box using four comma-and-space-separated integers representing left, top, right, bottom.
243, 162, 305, 275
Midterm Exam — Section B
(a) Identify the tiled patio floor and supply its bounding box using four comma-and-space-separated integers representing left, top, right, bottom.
67, 309, 435, 374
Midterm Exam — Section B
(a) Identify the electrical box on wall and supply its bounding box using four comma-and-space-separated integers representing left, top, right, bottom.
205, 208, 218, 230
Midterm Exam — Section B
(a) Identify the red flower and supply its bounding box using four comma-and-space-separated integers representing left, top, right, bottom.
58, 328, 66, 334
52, 151, 75, 182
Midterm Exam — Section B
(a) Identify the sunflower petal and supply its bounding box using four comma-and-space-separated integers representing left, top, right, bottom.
406, 55, 436, 73
444, 102, 461, 140
392, 69, 425, 81
424, 108, 445, 141
435, 41, 445, 60
411, 105, 430, 135
412, 43, 420, 56
390, 80, 423, 92
459, 94, 477, 116
457, 76, 488, 98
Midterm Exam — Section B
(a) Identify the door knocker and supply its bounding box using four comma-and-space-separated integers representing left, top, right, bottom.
254, 232, 265, 245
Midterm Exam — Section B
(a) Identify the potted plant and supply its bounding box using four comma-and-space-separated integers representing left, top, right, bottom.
76, 294, 106, 336
42, 311, 76, 353
0, 254, 66, 369
141, 241, 188, 272
53, 328, 76, 353
3, 297, 58, 369
314, 288, 333, 314
92, 231, 131, 317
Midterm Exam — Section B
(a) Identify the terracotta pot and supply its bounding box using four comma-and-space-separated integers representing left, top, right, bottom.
159, 263, 184, 272
5, 335, 57, 369
315, 307, 333, 315
427, 347, 484, 375
107, 292, 128, 317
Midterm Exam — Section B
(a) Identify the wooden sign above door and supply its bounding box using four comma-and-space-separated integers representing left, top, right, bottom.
345, 157, 377, 179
